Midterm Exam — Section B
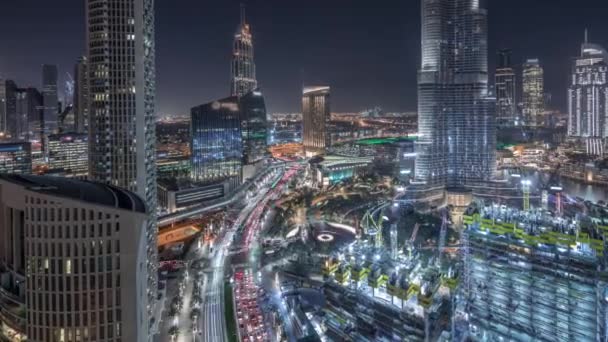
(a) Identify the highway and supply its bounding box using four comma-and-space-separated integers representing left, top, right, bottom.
200, 185, 271, 342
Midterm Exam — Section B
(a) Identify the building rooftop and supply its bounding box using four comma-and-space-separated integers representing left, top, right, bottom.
0, 174, 146, 213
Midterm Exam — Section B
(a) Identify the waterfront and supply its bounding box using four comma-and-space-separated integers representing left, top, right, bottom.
531, 171, 608, 203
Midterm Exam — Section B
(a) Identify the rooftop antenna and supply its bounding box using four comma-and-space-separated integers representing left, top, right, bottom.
584, 28, 588, 44
240, 3, 246, 25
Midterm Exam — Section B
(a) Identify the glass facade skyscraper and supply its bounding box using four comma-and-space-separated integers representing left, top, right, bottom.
41, 64, 58, 136
240, 89, 268, 165
302, 86, 330, 157
231, 5, 257, 98
568, 39, 608, 139
495, 49, 518, 126
86, 0, 158, 330
522, 59, 545, 127
191, 96, 243, 187
416, 0, 496, 187
74, 56, 89, 134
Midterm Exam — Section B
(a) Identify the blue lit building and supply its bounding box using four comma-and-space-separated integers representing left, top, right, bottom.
240, 89, 268, 166
191, 96, 242, 189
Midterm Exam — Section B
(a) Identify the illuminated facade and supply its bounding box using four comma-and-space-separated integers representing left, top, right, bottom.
495, 49, 518, 126
302, 86, 330, 157
47, 133, 88, 177
240, 89, 267, 165
86, 0, 158, 323
416, 0, 496, 187
191, 96, 242, 189
73, 57, 89, 134
522, 59, 545, 126
0, 142, 31, 174
231, 5, 257, 98
42, 65, 58, 136
0, 175, 149, 342
568, 37, 608, 139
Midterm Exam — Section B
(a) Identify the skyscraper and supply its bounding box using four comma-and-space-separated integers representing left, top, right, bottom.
416, 0, 496, 187
495, 49, 518, 126
240, 89, 268, 170
568, 35, 608, 139
302, 86, 330, 157
191, 96, 243, 189
42, 64, 58, 136
0, 78, 6, 135
85, 0, 158, 326
231, 5, 257, 98
0, 175, 150, 342
522, 59, 545, 127
74, 56, 89, 134
5, 81, 43, 142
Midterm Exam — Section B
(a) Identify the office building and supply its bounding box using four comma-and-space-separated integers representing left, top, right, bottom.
495, 49, 518, 126
522, 59, 545, 126
302, 86, 330, 157
463, 212, 607, 341
73, 57, 89, 134
191, 96, 242, 189
158, 178, 228, 214
0, 175, 149, 342
0, 142, 31, 174
4, 82, 43, 142
240, 89, 268, 178
416, 0, 496, 186
47, 133, 88, 177
86, 0, 159, 322
231, 5, 257, 98
568, 36, 608, 141
42, 65, 58, 136
0, 79, 6, 135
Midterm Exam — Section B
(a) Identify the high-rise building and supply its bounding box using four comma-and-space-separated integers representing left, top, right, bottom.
522, 58, 545, 126
495, 49, 518, 126
302, 86, 330, 157
74, 57, 89, 134
42, 64, 58, 136
231, 5, 257, 98
416, 0, 496, 187
0, 142, 31, 174
0, 175, 149, 342
4, 81, 43, 142
568, 36, 608, 139
240, 89, 268, 170
191, 96, 242, 189
0, 78, 6, 135
86, 0, 158, 324
47, 133, 88, 177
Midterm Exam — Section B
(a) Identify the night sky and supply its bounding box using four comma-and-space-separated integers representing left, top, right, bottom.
0, 0, 607, 115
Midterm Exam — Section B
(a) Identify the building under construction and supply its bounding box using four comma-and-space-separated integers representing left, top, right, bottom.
463, 210, 608, 341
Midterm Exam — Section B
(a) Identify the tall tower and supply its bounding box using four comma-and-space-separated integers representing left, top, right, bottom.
522, 59, 545, 127
302, 86, 330, 157
231, 4, 257, 97
568, 33, 608, 139
85, 0, 158, 329
416, 0, 496, 187
74, 56, 89, 134
42, 64, 58, 136
495, 49, 518, 126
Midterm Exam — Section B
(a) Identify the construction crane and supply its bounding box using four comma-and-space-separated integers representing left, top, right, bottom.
436, 209, 448, 267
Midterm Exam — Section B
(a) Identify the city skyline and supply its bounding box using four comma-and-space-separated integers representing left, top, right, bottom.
0, 0, 607, 115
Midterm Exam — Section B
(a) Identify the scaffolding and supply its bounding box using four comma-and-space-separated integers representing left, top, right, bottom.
463, 213, 608, 342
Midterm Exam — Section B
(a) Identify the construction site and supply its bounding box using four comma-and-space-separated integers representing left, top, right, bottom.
462, 205, 608, 342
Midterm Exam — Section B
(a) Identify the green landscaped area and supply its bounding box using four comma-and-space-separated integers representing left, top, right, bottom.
224, 282, 238, 342
354, 135, 418, 146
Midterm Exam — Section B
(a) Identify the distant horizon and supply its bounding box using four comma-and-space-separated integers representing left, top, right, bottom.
1, 0, 607, 115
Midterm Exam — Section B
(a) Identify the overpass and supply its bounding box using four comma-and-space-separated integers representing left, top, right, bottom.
157, 163, 287, 227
